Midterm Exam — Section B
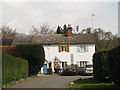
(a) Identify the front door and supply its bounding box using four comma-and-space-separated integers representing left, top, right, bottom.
54, 62, 58, 68
43, 64, 47, 73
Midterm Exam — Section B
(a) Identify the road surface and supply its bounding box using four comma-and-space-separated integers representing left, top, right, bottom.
10, 75, 93, 88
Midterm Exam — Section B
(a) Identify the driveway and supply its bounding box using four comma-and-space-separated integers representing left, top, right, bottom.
10, 75, 93, 88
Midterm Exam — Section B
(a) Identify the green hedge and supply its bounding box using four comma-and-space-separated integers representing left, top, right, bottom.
93, 45, 120, 87
2, 53, 28, 86
107, 45, 120, 87
14, 44, 45, 76
93, 49, 109, 81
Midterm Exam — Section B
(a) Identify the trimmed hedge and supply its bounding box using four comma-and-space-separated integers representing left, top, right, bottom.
107, 45, 120, 87
2, 53, 28, 86
14, 44, 45, 76
93, 49, 109, 81
93, 45, 120, 87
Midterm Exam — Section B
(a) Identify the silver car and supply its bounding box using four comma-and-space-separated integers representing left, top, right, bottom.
80, 64, 93, 75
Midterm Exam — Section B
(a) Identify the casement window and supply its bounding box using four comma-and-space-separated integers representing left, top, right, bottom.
58, 45, 69, 52
77, 45, 88, 52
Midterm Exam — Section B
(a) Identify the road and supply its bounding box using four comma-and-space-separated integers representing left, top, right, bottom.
9, 75, 93, 88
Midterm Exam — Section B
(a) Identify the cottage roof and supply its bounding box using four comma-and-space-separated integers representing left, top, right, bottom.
12, 34, 95, 45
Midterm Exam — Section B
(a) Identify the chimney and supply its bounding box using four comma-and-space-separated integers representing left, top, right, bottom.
67, 24, 72, 36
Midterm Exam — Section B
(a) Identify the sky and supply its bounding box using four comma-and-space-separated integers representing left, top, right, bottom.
0, 0, 119, 35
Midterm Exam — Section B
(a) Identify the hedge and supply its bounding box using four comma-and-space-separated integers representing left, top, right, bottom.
93, 45, 120, 87
14, 44, 45, 76
1, 45, 15, 56
93, 49, 109, 81
2, 53, 28, 86
107, 45, 120, 87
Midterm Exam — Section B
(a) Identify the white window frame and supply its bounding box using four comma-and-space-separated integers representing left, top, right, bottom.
61, 45, 67, 52
77, 45, 88, 53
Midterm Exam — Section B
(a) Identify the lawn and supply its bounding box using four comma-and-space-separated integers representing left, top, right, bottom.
68, 78, 119, 90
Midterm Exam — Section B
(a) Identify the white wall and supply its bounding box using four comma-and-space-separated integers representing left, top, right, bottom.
43, 44, 95, 65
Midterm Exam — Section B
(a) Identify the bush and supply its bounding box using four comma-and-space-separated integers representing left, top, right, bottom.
1, 45, 15, 56
14, 44, 45, 76
93, 49, 109, 81
2, 53, 28, 86
107, 45, 120, 87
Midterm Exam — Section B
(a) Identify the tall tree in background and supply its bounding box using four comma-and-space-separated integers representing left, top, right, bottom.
0, 26, 18, 45
80, 27, 118, 51
81, 27, 92, 34
76, 25, 79, 33
31, 24, 54, 35
0, 26, 17, 39
93, 28, 116, 51
56, 26, 63, 34
56, 24, 68, 35
63, 24, 68, 36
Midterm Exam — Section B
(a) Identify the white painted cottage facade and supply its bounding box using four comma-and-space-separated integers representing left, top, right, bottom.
12, 25, 95, 73
41, 44, 95, 73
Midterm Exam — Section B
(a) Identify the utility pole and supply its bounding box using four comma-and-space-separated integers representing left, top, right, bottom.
91, 14, 95, 32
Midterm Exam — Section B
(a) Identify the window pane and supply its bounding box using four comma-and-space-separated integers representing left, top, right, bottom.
85, 46, 88, 52
62, 46, 64, 51
80, 46, 84, 52
64, 46, 67, 51
77, 46, 80, 52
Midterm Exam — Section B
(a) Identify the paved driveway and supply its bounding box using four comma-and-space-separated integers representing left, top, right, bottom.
10, 75, 93, 88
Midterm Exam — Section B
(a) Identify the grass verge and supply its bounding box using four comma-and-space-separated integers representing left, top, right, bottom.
2, 75, 38, 89
2, 78, 26, 88
68, 78, 119, 90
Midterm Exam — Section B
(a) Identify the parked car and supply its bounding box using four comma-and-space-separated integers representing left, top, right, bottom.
62, 65, 76, 76
80, 64, 93, 75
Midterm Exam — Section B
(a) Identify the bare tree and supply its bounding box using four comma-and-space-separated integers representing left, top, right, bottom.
31, 24, 55, 35
0, 26, 18, 45
0, 26, 17, 40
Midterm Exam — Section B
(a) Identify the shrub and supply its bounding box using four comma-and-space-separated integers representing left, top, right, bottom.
93, 49, 109, 81
1, 45, 15, 56
107, 45, 120, 87
2, 53, 28, 86
14, 44, 45, 76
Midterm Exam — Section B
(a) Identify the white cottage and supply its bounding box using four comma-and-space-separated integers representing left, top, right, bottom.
12, 25, 95, 73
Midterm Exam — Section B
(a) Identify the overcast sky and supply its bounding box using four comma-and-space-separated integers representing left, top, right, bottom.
0, 0, 119, 35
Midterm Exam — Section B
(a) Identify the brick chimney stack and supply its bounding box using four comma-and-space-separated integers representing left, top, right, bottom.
67, 24, 72, 36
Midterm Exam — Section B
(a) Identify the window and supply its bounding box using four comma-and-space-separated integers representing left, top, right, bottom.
77, 45, 88, 52
62, 46, 64, 51
58, 45, 69, 52
62, 62, 67, 68
64, 46, 67, 51
80, 61, 88, 67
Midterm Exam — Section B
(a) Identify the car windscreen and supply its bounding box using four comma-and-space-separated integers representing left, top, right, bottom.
86, 65, 93, 68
